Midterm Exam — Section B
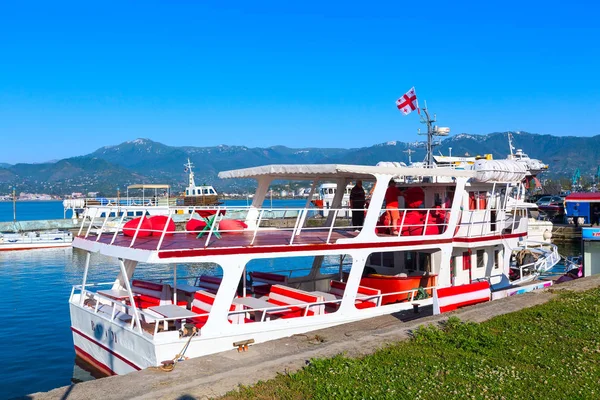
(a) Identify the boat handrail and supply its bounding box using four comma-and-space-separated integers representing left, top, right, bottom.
77, 203, 530, 252
71, 288, 145, 334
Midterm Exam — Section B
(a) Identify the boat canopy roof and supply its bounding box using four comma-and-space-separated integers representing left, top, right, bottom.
218, 164, 475, 181
127, 184, 171, 190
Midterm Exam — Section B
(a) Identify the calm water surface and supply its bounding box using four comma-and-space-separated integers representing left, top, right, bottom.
0, 200, 583, 399
0, 199, 311, 399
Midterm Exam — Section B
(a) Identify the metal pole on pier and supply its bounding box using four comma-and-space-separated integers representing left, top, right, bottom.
12, 186, 16, 223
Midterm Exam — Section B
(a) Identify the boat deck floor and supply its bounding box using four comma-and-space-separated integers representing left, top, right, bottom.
86, 228, 361, 251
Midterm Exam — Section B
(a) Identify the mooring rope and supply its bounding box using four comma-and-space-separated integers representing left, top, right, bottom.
158, 325, 197, 372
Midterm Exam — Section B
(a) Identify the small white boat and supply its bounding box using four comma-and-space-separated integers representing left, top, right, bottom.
0, 230, 73, 251
507, 240, 560, 286
311, 182, 352, 217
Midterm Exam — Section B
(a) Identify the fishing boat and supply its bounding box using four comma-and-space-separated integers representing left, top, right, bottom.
178, 158, 220, 207
0, 230, 72, 251
68, 156, 560, 376
64, 158, 219, 220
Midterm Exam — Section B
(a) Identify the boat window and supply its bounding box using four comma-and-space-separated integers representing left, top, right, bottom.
476, 249, 485, 268
494, 249, 501, 269
469, 192, 487, 210
405, 252, 417, 271
462, 252, 471, 270
186, 190, 190, 196
367, 252, 395, 269
418, 253, 431, 272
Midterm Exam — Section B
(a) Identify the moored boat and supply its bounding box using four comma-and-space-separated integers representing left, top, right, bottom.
68, 156, 560, 376
0, 230, 72, 251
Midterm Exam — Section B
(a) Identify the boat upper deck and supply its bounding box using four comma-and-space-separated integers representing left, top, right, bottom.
74, 201, 528, 262
80, 227, 362, 256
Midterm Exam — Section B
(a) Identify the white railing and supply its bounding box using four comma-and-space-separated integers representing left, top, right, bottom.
66, 196, 175, 208
511, 242, 560, 282
71, 277, 439, 339
76, 204, 523, 251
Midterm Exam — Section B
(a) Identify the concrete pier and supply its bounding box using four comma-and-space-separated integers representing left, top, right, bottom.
27, 275, 600, 400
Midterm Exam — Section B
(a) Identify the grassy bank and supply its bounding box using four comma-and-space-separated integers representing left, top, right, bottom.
222, 288, 600, 399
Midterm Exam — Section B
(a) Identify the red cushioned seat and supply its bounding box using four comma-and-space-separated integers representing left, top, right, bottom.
253, 284, 271, 297
195, 209, 226, 218
123, 217, 153, 237
186, 218, 207, 233
148, 215, 176, 236
355, 301, 376, 309
189, 290, 246, 329
218, 219, 247, 234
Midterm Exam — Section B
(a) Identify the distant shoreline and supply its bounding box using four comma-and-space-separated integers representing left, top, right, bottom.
0, 199, 63, 202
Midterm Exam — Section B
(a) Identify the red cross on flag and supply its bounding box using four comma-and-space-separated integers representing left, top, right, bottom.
396, 87, 419, 115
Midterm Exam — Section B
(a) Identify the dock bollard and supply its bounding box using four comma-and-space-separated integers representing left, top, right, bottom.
233, 338, 255, 352
412, 303, 420, 314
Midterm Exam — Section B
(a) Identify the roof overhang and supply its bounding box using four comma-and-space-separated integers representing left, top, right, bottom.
218, 164, 475, 181
127, 184, 171, 190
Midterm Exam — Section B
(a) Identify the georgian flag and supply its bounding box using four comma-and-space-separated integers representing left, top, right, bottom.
396, 87, 419, 115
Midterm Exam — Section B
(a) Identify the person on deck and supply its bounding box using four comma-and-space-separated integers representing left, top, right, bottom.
573, 203, 580, 227
385, 179, 402, 235
349, 180, 366, 231
592, 205, 600, 226
432, 199, 447, 234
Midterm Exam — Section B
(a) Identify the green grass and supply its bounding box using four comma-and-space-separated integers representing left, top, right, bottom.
221, 288, 600, 399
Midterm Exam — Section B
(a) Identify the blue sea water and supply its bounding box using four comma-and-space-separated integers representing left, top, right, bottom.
0, 199, 315, 399
0, 200, 581, 399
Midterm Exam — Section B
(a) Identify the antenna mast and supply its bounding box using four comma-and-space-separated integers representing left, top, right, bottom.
403, 148, 415, 164
507, 132, 515, 158
184, 158, 196, 188
418, 101, 450, 167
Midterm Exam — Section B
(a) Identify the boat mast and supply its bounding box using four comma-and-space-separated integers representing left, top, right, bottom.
185, 158, 196, 189
403, 148, 415, 164
507, 132, 515, 159
12, 186, 16, 223
418, 101, 450, 167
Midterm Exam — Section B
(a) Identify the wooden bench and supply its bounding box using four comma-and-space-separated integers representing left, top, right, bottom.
329, 280, 381, 309
130, 279, 186, 309
249, 272, 288, 297
266, 284, 324, 319
193, 275, 223, 294
188, 290, 248, 329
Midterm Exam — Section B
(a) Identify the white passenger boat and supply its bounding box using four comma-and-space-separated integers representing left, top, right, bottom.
311, 182, 352, 217
0, 230, 72, 251
68, 159, 559, 376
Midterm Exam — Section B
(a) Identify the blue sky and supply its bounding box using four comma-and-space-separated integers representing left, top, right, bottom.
1, 1, 598, 163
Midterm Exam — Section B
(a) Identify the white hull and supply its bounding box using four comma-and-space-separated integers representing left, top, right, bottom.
70, 294, 425, 375
527, 219, 553, 243
0, 231, 72, 251
0, 241, 72, 251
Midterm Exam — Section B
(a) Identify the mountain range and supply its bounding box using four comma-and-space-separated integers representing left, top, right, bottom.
1, 132, 598, 195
